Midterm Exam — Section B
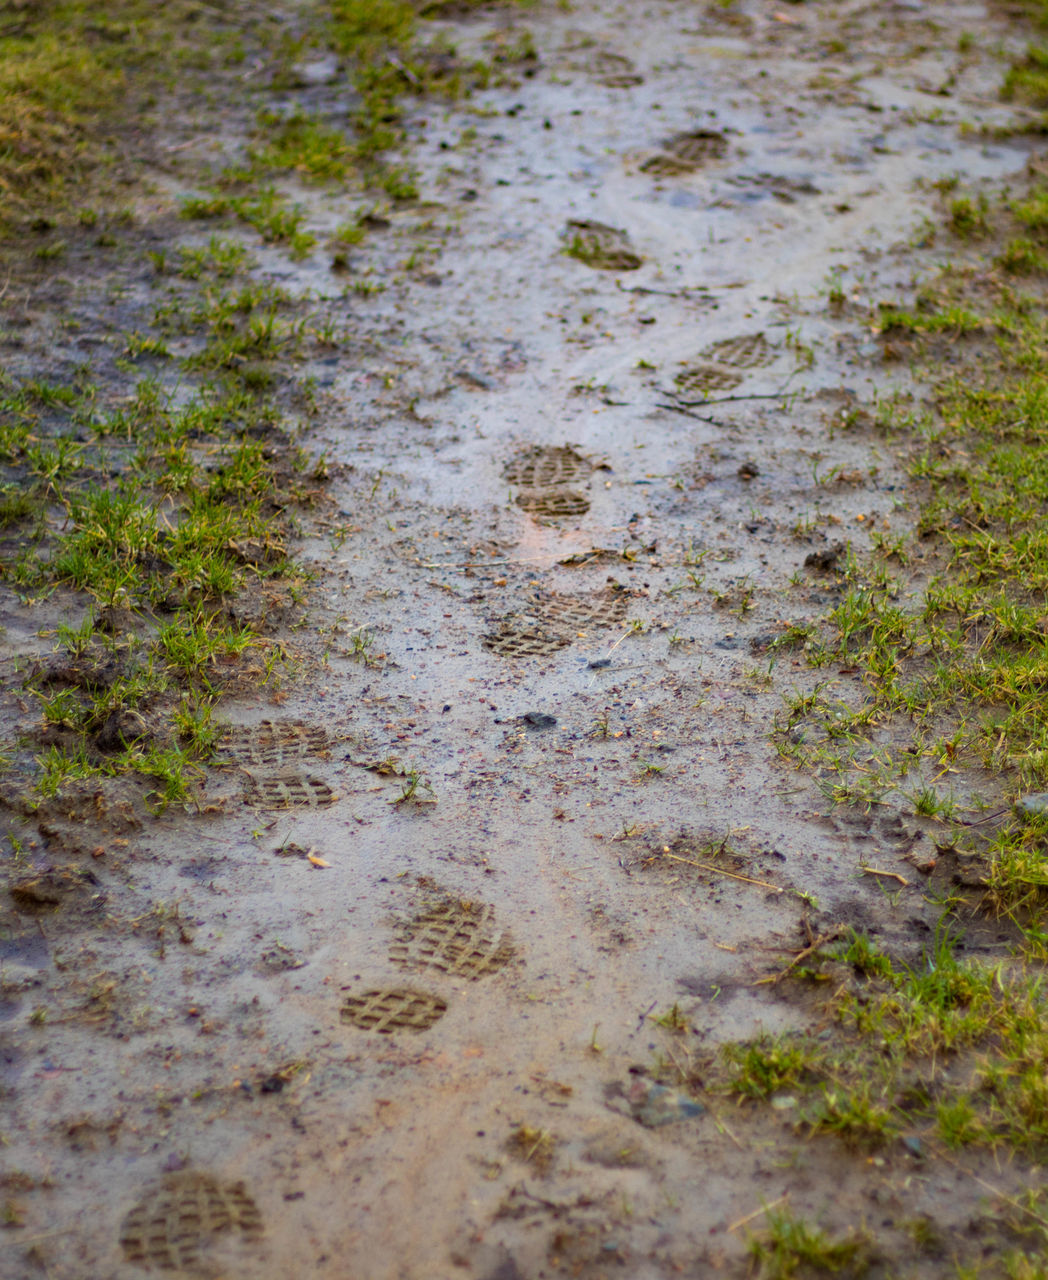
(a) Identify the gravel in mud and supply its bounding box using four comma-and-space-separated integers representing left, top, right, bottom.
1, 3, 1043, 1278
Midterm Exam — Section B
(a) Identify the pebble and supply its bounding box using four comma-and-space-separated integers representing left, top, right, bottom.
625, 1077, 705, 1128
288, 56, 340, 87
521, 712, 557, 729
1015, 792, 1048, 818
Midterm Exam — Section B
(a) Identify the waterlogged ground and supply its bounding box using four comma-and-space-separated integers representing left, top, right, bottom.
3, 2, 1048, 1277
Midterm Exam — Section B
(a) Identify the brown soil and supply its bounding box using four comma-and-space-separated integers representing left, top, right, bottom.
0, 2, 1042, 1278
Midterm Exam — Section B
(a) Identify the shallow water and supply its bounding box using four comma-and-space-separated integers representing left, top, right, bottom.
0, 2, 1037, 1277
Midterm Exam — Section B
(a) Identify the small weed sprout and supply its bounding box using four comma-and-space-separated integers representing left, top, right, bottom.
391, 770, 436, 806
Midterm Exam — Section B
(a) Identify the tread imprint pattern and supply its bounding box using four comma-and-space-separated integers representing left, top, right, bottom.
120, 1171, 263, 1272
531, 589, 629, 631
246, 773, 336, 810
219, 720, 330, 767
503, 445, 591, 488
484, 588, 627, 659
563, 220, 641, 271
515, 488, 590, 517
726, 173, 820, 201
481, 626, 573, 658
676, 333, 773, 395
676, 363, 744, 394
566, 49, 643, 87
701, 333, 772, 368
390, 900, 515, 978
340, 988, 447, 1034
641, 130, 727, 176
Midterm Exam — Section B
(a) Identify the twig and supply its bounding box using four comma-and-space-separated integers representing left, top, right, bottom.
712, 1112, 746, 1151
417, 553, 569, 570
164, 137, 209, 153
0, 1225, 76, 1248
618, 284, 715, 299
674, 391, 794, 406
935, 1149, 1048, 1232
754, 925, 844, 985
957, 806, 1009, 826
522, 1130, 550, 1163
860, 866, 909, 886
727, 1194, 789, 1234
514, 1183, 561, 1212
387, 52, 420, 87
656, 401, 725, 425
605, 626, 638, 656
660, 851, 783, 894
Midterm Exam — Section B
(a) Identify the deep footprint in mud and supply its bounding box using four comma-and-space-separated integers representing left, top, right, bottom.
340, 988, 448, 1034
120, 1171, 263, 1272
481, 626, 574, 660
529, 587, 630, 632
562, 220, 641, 271
727, 172, 821, 203
219, 720, 331, 767
515, 488, 591, 518
565, 47, 644, 88
245, 773, 337, 810
503, 444, 592, 488
640, 130, 728, 176
815, 810, 919, 848
676, 332, 775, 395
390, 899, 515, 979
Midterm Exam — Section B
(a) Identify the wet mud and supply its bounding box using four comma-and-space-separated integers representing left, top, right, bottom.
0, 2, 1042, 1278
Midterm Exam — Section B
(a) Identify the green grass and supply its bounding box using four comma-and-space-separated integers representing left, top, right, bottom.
722, 1035, 820, 1100
711, 134, 1048, 1236
252, 110, 357, 182
997, 236, 1048, 274
0, 368, 310, 809
773, 174, 1048, 919
0, 0, 530, 826
747, 1206, 870, 1279
1013, 187, 1048, 231
0, 1, 236, 226
326, 0, 530, 198
1004, 44, 1048, 107
715, 926, 1048, 1156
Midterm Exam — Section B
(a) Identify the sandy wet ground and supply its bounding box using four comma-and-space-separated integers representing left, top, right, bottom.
1, 2, 1044, 1276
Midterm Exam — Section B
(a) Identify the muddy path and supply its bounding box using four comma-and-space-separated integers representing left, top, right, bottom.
2, 2, 1046, 1277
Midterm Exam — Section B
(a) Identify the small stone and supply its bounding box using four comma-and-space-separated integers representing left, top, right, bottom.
624, 1078, 704, 1127
805, 542, 845, 572
288, 56, 340, 87
1015, 792, 1048, 819
521, 712, 557, 730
